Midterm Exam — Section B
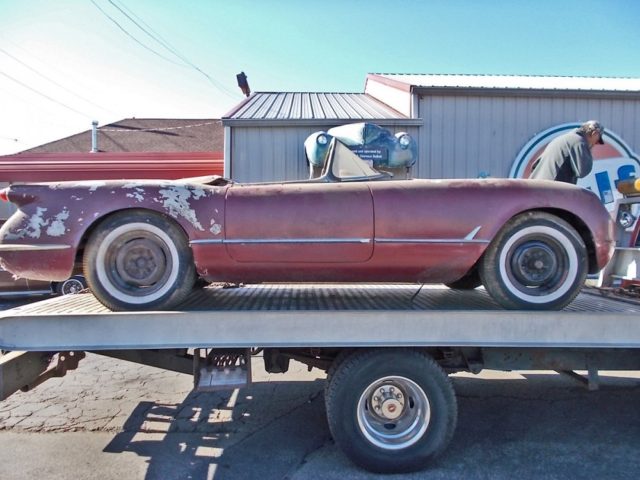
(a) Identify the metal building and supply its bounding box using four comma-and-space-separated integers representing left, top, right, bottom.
222, 92, 421, 182
223, 74, 640, 191
364, 74, 640, 179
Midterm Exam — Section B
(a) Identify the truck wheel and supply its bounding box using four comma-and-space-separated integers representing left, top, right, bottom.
325, 349, 457, 473
445, 269, 482, 290
479, 211, 587, 310
83, 210, 195, 311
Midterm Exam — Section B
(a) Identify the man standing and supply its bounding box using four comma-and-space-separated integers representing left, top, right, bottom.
529, 120, 605, 184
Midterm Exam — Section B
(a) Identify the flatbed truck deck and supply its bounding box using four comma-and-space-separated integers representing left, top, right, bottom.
1, 284, 640, 473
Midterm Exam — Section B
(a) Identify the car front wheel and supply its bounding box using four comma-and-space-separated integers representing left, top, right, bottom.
480, 211, 587, 310
83, 210, 195, 311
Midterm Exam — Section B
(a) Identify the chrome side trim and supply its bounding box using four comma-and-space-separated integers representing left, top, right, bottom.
190, 237, 488, 246
465, 226, 482, 241
0, 244, 72, 252
226, 238, 372, 245
191, 238, 371, 246
375, 238, 489, 244
190, 239, 224, 245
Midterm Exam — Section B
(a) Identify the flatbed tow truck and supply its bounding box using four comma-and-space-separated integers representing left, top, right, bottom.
1, 283, 640, 473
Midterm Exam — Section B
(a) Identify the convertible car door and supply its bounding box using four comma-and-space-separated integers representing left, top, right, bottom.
224, 182, 374, 263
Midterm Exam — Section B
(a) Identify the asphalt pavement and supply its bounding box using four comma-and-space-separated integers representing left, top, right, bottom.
1, 297, 640, 479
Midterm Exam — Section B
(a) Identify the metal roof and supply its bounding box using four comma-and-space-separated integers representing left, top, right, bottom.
223, 92, 408, 122
20, 118, 224, 154
371, 73, 640, 92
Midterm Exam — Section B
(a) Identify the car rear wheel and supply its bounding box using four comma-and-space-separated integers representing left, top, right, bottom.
325, 349, 457, 473
479, 211, 587, 310
83, 210, 195, 311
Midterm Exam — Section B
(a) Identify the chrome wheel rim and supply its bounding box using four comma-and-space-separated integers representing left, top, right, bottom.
357, 376, 430, 450
61, 278, 84, 295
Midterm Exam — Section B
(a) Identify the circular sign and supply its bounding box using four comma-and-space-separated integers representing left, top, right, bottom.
510, 123, 640, 211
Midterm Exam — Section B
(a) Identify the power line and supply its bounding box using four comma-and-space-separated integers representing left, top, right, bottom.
89, 0, 188, 67
0, 48, 116, 115
110, 0, 190, 64
92, 0, 240, 99
0, 71, 91, 117
0, 36, 112, 102
109, 0, 240, 99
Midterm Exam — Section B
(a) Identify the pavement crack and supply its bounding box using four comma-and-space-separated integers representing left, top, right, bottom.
225, 387, 325, 450
282, 436, 333, 479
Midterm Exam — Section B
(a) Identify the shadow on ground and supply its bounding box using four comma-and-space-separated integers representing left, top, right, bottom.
104, 378, 331, 479
103, 372, 640, 480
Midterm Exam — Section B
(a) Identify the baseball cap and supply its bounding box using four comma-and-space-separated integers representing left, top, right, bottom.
583, 120, 605, 144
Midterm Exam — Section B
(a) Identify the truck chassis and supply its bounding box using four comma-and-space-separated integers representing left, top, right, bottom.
1, 284, 640, 473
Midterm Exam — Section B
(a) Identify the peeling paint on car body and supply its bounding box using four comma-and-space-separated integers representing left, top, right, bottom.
122, 182, 144, 189
26, 207, 49, 239
46, 209, 70, 237
210, 219, 222, 235
126, 188, 145, 202
60, 181, 108, 192
0, 176, 228, 281
157, 186, 204, 231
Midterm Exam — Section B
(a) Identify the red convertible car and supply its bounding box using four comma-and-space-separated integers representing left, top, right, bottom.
0, 137, 614, 311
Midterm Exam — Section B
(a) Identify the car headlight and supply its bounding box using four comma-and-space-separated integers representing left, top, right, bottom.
317, 133, 329, 146
398, 133, 411, 149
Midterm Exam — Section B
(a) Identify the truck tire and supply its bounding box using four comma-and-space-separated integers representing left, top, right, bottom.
479, 211, 587, 310
83, 210, 196, 311
325, 349, 457, 473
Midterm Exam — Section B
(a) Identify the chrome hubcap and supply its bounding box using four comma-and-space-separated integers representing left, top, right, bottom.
357, 376, 430, 450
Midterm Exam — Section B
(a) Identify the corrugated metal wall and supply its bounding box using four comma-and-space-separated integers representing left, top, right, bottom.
415, 94, 640, 179
230, 126, 318, 182
230, 124, 421, 182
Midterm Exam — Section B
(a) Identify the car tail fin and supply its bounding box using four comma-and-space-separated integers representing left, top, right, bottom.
0, 185, 37, 207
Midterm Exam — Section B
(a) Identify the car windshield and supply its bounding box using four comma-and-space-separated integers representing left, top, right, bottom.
329, 140, 382, 180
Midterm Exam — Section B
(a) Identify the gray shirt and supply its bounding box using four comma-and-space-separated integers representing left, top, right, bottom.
529, 129, 593, 184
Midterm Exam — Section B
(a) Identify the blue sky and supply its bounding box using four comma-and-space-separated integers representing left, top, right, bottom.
1, 0, 639, 154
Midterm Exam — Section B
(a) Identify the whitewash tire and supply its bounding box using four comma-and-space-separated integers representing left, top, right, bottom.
480, 211, 587, 310
84, 210, 195, 311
